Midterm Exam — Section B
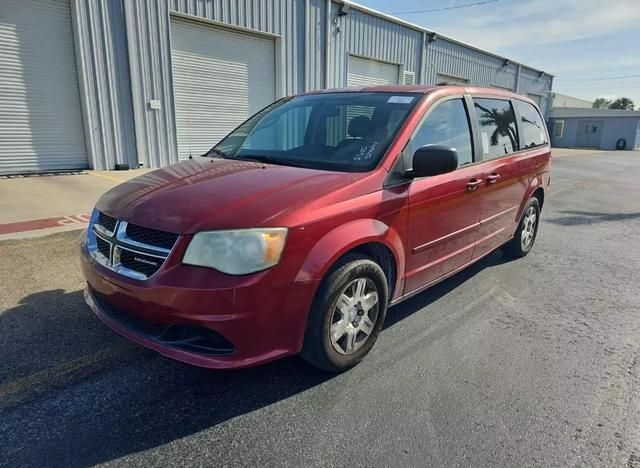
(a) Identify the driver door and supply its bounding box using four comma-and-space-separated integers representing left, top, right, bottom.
404, 97, 484, 294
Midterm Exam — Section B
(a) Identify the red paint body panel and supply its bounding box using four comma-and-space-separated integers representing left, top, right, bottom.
81, 86, 551, 369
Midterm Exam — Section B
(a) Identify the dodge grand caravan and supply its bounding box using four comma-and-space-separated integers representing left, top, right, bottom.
81, 85, 551, 372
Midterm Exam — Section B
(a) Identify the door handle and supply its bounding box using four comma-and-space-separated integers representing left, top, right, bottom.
466, 178, 483, 191
486, 173, 501, 184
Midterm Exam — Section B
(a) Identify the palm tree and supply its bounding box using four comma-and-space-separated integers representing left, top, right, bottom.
608, 97, 635, 110
592, 97, 611, 109
475, 103, 518, 152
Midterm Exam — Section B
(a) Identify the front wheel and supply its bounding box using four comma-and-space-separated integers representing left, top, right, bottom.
502, 197, 541, 258
300, 254, 388, 373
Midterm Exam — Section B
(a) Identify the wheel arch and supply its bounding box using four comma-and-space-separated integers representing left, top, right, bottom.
294, 219, 405, 302
517, 175, 546, 221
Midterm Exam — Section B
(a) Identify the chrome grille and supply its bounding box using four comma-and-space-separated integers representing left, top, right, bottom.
125, 223, 178, 250
87, 210, 179, 280
97, 212, 117, 234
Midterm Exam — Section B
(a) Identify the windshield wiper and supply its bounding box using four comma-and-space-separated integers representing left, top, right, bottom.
240, 155, 316, 169
201, 148, 228, 158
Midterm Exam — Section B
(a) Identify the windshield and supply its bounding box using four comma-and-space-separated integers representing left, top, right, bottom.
210, 92, 422, 172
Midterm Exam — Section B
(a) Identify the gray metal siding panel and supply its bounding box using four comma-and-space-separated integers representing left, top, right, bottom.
170, 0, 281, 34
329, 3, 422, 88
123, 0, 177, 168
518, 67, 553, 116
305, 0, 326, 91
423, 38, 518, 91
73, 0, 136, 170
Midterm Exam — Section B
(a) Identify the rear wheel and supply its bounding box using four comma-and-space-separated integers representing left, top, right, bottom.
300, 254, 388, 373
502, 197, 541, 258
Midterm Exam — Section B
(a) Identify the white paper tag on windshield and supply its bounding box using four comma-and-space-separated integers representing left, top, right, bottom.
387, 96, 414, 104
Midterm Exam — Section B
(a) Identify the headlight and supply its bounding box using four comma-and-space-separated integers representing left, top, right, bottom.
183, 228, 288, 275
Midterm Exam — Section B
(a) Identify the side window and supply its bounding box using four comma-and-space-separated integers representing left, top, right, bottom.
473, 98, 518, 159
554, 120, 564, 138
514, 100, 548, 148
407, 99, 474, 167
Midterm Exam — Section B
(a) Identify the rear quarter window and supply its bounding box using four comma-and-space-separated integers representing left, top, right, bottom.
514, 100, 549, 149
473, 98, 519, 159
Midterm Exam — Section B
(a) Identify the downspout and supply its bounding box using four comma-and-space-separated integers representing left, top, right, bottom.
304, 0, 310, 92
419, 31, 426, 84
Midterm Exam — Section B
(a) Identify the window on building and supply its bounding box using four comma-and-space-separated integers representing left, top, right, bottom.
473, 98, 519, 159
554, 120, 565, 138
514, 100, 548, 148
406, 98, 474, 167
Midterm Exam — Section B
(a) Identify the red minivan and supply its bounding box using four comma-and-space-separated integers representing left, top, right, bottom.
81, 85, 550, 372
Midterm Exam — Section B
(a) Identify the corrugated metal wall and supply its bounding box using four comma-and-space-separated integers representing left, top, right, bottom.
72, 0, 136, 170
424, 38, 518, 90
329, 4, 422, 88
122, 0, 176, 169
71, 0, 553, 171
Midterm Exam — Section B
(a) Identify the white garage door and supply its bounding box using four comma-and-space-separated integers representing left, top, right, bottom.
0, 0, 88, 174
347, 55, 399, 88
171, 18, 276, 160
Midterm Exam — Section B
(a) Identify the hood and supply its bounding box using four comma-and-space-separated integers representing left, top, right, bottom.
96, 158, 360, 233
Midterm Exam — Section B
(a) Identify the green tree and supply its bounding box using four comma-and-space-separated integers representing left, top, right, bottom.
608, 97, 635, 110
592, 97, 611, 109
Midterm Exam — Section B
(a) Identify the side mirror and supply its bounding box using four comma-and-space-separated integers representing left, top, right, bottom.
407, 145, 458, 178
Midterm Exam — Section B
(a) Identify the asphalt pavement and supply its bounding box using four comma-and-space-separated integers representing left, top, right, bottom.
1, 150, 639, 467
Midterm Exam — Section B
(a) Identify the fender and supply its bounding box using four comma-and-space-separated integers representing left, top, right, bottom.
294, 218, 406, 300
516, 173, 546, 221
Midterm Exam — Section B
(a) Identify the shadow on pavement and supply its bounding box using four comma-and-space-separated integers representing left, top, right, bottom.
546, 210, 640, 226
0, 251, 514, 467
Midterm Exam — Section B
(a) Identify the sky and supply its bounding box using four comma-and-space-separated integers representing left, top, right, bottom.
357, 0, 640, 108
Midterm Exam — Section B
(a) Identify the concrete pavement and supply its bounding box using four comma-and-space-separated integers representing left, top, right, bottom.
0, 169, 152, 240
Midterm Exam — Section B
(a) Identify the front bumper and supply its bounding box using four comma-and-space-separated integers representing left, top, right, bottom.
81, 242, 318, 369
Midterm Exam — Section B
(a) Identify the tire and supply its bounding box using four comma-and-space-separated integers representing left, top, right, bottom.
300, 254, 389, 373
502, 197, 541, 258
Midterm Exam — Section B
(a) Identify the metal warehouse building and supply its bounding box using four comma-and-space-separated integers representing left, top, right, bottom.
549, 108, 640, 151
0, 0, 553, 174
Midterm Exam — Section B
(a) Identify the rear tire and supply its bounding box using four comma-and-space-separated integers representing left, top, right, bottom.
502, 197, 541, 258
300, 254, 388, 373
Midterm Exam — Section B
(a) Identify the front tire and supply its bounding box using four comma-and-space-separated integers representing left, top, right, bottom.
502, 197, 541, 258
300, 254, 388, 373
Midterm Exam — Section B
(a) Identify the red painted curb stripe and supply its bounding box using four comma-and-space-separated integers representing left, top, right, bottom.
0, 213, 91, 235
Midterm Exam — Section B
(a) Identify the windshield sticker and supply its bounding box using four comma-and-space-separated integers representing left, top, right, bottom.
353, 142, 379, 161
387, 96, 414, 104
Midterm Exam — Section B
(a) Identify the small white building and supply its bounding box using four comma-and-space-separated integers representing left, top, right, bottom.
549, 107, 640, 150
551, 93, 592, 109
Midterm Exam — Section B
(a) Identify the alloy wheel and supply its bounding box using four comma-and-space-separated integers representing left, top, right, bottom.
329, 277, 379, 355
521, 205, 538, 250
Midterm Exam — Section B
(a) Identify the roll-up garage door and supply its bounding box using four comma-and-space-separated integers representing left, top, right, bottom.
347, 55, 400, 88
0, 0, 88, 174
171, 17, 276, 160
